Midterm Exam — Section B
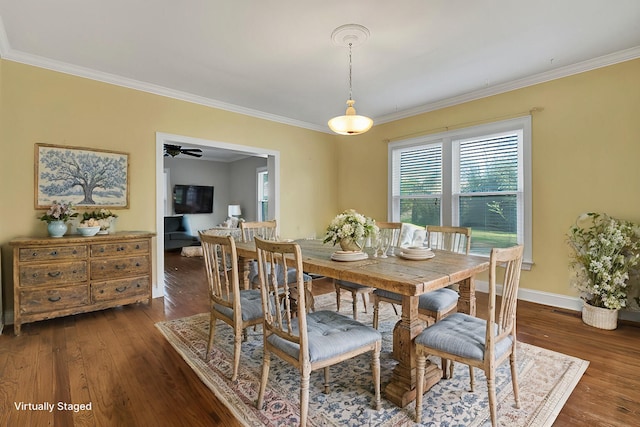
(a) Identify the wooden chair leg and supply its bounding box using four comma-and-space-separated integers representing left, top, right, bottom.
372, 296, 380, 329
205, 315, 216, 360
300, 366, 311, 427
487, 374, 497, 427
372, 342, 382, 410
256, 348, 271, 410
510, 351, 520, 408
323, 366, 330, 394
415, 351, 426, 422
361, 293, 368, 313
232, 333, 241, 382
335, 283, 342, 312
469, 366, 475, 392
352, 291, 358, 320
391, 303, 399, 315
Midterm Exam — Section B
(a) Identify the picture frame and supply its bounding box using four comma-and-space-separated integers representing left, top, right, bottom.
35, 143, 129, 209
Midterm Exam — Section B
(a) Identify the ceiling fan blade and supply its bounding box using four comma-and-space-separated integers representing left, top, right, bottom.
183, 151, 203, 158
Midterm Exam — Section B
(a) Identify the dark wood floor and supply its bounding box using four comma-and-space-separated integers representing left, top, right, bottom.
1, 251, 639, 426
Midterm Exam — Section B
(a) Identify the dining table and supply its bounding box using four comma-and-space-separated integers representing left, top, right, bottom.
234, 238, 489, 407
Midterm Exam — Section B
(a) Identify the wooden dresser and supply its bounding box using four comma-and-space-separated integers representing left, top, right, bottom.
10, 231, 155, 335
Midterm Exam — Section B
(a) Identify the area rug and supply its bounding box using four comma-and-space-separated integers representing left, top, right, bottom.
156, 294, 588, 426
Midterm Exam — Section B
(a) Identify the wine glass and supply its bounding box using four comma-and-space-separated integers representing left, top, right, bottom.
380, 232, 391, 258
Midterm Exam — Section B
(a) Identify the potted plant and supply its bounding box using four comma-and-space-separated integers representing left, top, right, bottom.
323, 209, 378, 252
39, 201, 78, 238
81, 209, 118, 234
568, 212, 640, 329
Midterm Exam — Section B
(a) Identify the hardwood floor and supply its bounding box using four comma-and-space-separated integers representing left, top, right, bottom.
1, 250, 639, 426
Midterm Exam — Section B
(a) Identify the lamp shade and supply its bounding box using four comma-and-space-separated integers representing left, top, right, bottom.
328, 99, 373, 135
228, 204, 242, 216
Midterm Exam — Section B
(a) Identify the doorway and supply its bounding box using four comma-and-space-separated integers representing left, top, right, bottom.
154, 132, 280, 298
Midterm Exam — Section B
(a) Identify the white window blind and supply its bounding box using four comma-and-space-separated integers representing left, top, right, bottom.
389, 116, 532, 265
391, 144, 442, 226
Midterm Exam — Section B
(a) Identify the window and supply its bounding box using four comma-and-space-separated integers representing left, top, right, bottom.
257, 168, 269, 221
390, 116, 532, 265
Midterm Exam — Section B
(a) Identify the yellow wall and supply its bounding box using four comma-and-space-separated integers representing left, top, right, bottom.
0, 60, 339, 314
336, 58, 640, 297
2, 57, 639, 316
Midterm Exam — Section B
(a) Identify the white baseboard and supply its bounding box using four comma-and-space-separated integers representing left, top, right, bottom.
475, 281, 640, 323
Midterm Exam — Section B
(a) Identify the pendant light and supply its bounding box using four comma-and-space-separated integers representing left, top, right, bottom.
328, 24, 373, 135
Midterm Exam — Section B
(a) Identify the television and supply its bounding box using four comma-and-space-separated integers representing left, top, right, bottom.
173, 185, 214, 214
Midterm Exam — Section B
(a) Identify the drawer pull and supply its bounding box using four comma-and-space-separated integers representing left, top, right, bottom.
50, 250, 58, 256
135, 244, 140, 249
100, 248, 105, 252
115, 286, 128, 293
115, 264, 126, 270
48, 271, 61, 278
72, 250, 77, 254
32, 252, 38, 257
48, 296, 61, 302
135, 262, 141, 267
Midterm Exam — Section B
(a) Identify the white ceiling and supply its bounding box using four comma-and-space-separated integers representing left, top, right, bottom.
1, 0, 639, 137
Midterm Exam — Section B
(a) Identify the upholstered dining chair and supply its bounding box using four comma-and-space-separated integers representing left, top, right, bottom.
241, 220, 315, 313
372, 225, 472, 328
254, 237, 381, 427
333, 222, 403, 320
414, 244, 524, 427
199, 233, 263, 381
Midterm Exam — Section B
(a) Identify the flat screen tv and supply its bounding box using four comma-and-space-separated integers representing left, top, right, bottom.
173, 185, 214, 214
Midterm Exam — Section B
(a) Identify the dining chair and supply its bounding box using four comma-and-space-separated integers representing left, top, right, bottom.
254, 237, 381, 427
240, 220, 278, 242
333, 222, 403, 320
414, 244, 524, 427
372, 225, 472, 326
241, 220, 315, 313
199, 233, 264, 381
372, 225, 471, 377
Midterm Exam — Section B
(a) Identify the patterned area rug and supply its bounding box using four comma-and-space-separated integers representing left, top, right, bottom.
156, 294, 588, 426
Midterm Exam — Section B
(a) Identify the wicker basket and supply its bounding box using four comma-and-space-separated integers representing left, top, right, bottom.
581, 302, 618, 330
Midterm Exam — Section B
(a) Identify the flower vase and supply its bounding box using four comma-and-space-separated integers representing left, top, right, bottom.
581, 301, 618, 330
47, 220, 68, 238
339, 238, 362, 252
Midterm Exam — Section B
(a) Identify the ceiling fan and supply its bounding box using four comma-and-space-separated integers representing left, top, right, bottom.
163, 144, 203, 158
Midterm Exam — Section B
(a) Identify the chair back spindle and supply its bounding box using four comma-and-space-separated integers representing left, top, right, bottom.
241, 220, 278, 242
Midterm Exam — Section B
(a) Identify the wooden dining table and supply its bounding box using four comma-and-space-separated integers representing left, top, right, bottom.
234, 238, 489, 407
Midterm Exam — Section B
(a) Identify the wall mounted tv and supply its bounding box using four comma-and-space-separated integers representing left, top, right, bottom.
173, 185, 214, 214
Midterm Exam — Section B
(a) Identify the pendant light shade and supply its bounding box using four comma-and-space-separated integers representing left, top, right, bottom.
328, 100, 374, 135
328, 24, 373, 136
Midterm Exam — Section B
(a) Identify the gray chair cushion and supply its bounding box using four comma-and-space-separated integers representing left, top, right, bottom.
414, 312, 513, 361
335, 280, 372, 290
248, 260, 312, 286
267, 310, 382, 363
374, 288, 459, 312
213, 289, 263, 322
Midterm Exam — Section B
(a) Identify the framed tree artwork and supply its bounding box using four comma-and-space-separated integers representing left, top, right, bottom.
35, 143, 129, 208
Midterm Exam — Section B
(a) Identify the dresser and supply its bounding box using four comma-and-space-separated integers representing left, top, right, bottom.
10, 231, 155, 335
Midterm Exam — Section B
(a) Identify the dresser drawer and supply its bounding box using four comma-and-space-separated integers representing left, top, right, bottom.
90, 256, 150, 280
19, 284, 89, 315
19, 245, 87, 262
20, 261, 88, 287
91, 240, 149, 257
91, 276, 150, 303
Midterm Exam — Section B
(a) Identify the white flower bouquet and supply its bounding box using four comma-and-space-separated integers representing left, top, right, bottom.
568, 212, 640, 310
323, 209, 379, 248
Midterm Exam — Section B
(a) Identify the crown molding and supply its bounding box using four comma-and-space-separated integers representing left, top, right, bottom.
1, 12, 638, 133
375, 46, 640, 125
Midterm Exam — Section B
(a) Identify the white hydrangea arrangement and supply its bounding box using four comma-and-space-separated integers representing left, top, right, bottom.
323, 209, 379, 247
568, 212, 640, 310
